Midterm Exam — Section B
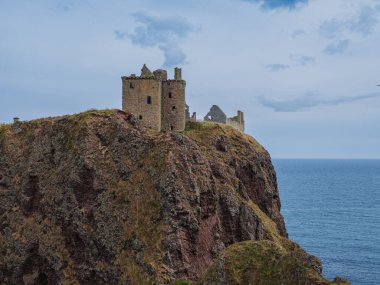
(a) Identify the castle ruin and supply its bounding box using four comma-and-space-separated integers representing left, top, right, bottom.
122, 65, 245, 132
204, 105, 245, 133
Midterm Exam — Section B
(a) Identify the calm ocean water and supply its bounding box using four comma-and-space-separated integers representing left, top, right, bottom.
273, 159, 380, 285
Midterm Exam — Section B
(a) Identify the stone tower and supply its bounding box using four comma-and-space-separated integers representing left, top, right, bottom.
161, 68, 186, 131
122, 64, 162, 131
121, 65, 186, 132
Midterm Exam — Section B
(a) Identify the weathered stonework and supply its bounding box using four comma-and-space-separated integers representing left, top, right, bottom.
122, 65, 244, 133
204, 105, 227, 123
186, 104, 197, 122
205, 105, 245, 132
122, 64, 185, 132
122, 76, 162, 131
162, 80, 186, 131
226, 110, 245, 132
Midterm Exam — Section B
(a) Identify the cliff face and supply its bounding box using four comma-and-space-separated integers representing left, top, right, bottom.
0, 110, 348, 285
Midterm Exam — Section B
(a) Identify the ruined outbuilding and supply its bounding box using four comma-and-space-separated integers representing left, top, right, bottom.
204, 105, 227, 123
122, 65, 245, 133
204, 105, 245, 133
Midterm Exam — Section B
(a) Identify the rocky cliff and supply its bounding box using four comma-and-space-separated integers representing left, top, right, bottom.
0, 110, 349, 285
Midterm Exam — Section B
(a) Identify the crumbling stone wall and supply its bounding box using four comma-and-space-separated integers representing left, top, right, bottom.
226, 111, 245, 132
153, 69, 167, 81
204, 105, 245, 133
186, 105, 197, 122
204, 105, 227, 123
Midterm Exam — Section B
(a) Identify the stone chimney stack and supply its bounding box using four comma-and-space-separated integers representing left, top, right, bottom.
237, 111, 244, 123
174, 67, 182, 80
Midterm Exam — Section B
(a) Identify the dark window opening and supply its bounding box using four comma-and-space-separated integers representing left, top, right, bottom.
139, 115, 142, 120
147, 96, 152, 104
169, 92, 172, 98
130, 82, 134, 89
172, 106, 176, 111
170, 126, 174, 130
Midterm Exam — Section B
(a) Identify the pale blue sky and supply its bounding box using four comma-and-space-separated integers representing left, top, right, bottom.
1, 0, 379, 158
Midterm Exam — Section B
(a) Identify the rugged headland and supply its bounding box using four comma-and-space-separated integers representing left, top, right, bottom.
0, 110, 349, 285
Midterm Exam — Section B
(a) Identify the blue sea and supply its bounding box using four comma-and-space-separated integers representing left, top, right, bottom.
273, 159, 380, 285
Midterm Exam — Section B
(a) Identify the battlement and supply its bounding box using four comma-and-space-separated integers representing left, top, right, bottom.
122, 64, 185, 82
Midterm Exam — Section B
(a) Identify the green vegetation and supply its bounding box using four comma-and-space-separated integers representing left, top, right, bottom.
198, 240, 328, 285
248, 202, 282, 244
0, 124, 7, 146
107, 139, 169, 284
71, 108, 118, 121
185, 120, 221, 132
170, 280, 193, 285
185, 121, 265, 153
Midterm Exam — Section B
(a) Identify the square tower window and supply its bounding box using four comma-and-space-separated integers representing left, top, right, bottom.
169, 92, 172, 98
139, 115, 142, 120
147, 96, 152, 104
130, 82, 135, 89
172, 106, 176, 111
170, 126, 174, 130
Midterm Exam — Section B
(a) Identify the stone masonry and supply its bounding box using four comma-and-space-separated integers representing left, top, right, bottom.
122, 65, 186, 132
204, 105, 245, 132
122, 65, 244, 133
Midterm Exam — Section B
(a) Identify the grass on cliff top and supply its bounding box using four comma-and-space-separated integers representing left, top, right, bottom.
0, 124, 7, 142
0, 109, 120, 140
184, 121, 265, 152
3, 109, 119, 128
1, 109, 122, 155
29, 108, 119, 125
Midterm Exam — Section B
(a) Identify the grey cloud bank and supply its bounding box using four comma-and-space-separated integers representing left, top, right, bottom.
241, 0, 309, 10
258, 93, 380, 112
266, 63, 290, 71
127, 11, 194, 67
324, 39, 350, 55
319, 5, 380, 55
265, 55, 314, 72
320, 6, 379, 38
290, 55, 315, 66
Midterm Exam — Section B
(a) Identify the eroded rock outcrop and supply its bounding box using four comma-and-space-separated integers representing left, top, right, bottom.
0, 110, 349, 285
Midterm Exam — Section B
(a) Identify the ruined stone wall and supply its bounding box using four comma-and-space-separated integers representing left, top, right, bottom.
204, 105, 227, 123
226, 111, 245, 132
122, 77, 162, 131
226, 119, 244, 132
162, 80, 186, 131
186, 105, 197, 122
